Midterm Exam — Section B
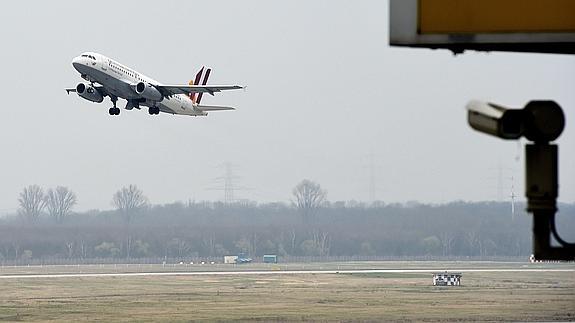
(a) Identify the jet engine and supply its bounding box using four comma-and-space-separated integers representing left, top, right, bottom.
134, 82, 163, 101
76, 83, 103, 103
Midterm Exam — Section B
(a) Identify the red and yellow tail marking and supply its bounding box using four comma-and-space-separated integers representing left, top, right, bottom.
189, 67, 204, 104
196, 68, 211, 105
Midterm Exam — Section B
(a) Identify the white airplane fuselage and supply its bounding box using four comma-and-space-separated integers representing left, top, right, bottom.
72, 52, 205, 116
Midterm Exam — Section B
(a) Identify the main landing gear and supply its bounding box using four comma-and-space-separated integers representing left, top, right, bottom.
109, 107, 120, 115
108, 96, 120, 115
148, 106, 160, 115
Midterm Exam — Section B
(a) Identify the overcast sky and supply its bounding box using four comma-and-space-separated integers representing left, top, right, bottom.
0, 1, 573, 212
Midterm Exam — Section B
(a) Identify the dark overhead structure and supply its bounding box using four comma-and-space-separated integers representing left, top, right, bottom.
390, 0, 575, 55
389, 0, 575, 260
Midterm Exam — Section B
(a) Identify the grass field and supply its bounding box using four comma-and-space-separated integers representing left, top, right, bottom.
0, 261, 573, 321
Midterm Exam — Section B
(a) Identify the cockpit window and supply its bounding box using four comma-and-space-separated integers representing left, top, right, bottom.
81, 54, 96, 60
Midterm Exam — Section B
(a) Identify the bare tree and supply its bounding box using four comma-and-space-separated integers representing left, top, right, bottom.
18, 185, 46, 222
312, 229, 330, 256
112, 184, 148, 224
464, 230, 480, 256
45, 186, 77, 223
292, 179, 327, 220
65, 241, 74, 258
290, 229, 297, 255
440, 231, 455, 256
202, 233, 216, 256
250, 232, 258, 257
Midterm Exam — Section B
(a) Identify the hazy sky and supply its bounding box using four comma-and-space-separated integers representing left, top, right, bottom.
0, 1, 573, 212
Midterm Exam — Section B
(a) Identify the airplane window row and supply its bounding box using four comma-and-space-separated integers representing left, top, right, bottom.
109, 62, 139, 79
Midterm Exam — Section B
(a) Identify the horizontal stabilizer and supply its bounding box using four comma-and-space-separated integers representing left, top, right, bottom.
160, 85, 243, 96
197, 105, 235, 111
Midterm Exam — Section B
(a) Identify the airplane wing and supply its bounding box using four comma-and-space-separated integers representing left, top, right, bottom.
197, 105, 236, 111
157, 85, 243, 96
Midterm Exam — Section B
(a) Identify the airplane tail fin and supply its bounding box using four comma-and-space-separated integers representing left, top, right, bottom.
189, 67, 212, 104
196, 68, 211, 104
189, 67, 204, 104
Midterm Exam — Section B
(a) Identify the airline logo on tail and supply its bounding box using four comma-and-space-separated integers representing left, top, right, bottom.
189, 67, 212, 104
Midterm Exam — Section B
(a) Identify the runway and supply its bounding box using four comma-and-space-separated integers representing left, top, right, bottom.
0, 268, 573, 279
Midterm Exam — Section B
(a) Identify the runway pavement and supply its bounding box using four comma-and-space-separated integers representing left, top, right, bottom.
1, 268, 573, 279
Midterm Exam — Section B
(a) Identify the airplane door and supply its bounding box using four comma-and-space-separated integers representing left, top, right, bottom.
101, 57, 107, 71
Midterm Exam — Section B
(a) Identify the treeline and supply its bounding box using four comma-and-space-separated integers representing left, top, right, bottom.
2, 199, 574, 262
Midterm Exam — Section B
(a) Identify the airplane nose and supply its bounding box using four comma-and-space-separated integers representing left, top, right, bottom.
72, 56, 82, 70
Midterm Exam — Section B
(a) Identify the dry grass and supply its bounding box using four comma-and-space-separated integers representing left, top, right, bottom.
0, 262, 573, 322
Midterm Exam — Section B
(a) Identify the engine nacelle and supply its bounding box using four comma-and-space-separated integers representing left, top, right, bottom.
134, 82, 163, 101
76, 83, 103, 103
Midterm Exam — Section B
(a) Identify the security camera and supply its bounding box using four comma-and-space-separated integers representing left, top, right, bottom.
467, 99, 570, 260
467, 100, 564, 142
466, 100, 523, 139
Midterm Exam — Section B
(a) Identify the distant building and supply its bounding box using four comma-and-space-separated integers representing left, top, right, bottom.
432, 272, 462, 286
263, 255, 278, 263
224, 256, 238, 264
224, 254, 252, 264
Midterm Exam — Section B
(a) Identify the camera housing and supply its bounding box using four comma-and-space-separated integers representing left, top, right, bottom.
466, 100, 523, 139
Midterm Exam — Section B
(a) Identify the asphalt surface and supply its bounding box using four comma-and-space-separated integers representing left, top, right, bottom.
1, 268, 573, 279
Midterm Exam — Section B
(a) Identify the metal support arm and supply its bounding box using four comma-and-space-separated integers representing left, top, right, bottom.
526, 144, 575, 260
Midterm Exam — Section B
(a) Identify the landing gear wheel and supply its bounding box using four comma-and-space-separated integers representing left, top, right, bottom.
149, 107, 160, 115
109, 96, 119, 115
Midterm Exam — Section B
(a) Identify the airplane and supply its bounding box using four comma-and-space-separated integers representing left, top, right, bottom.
66, 52, 243, 116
